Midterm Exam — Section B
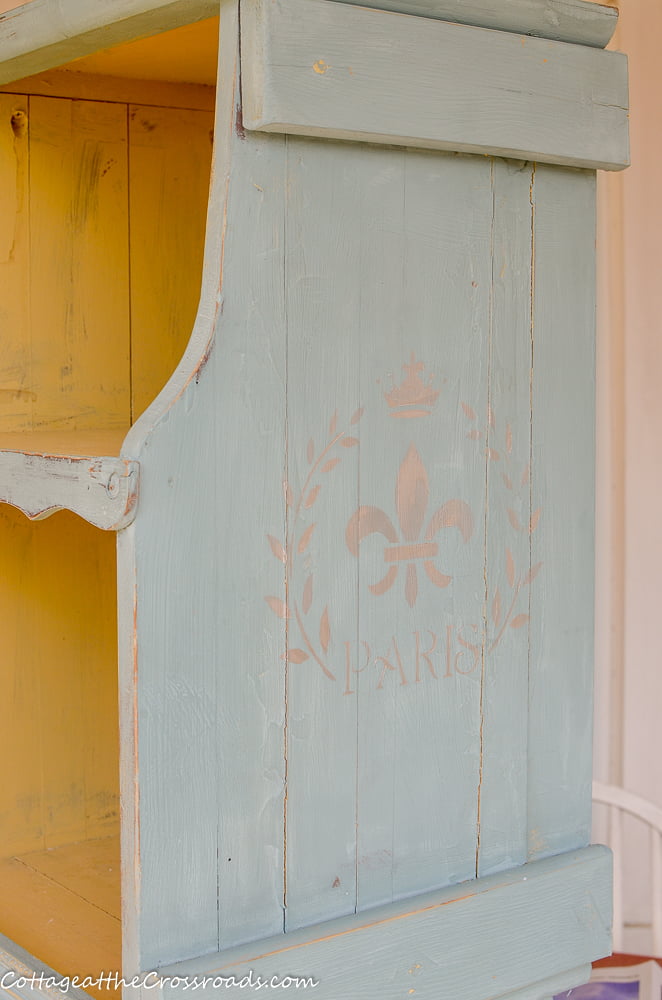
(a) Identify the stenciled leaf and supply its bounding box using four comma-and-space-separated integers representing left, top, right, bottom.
467, 429, 482, 440
304, 485, 321, 509
265, 596, 290, 620
524, 562, 543, 585
284, 481, 294, 507
488, 405, 495, 427
341, 436, 359, 448
506, 548, 515, 588
298, 523, 316, 554
267, 534, 287, 564
506, 424, 513, 455
322, 458, 340, 474
461, 402, 476, 421
303, 575, 313, 614
307, 438, 315, 464
510, 614, 530, 630
503, 474, 513, 491
287, 648, 309, 663
329, 411, 338, 436
350, 407, 364, 425
320, 607, 330, 653
521, 464, 530, 487
507, 508, 521, 532
529, 508, 541, 534
488, 448, 500, 461
492, 588, 502, 628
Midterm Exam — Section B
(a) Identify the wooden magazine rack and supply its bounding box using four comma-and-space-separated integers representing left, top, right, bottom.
0, 1, 628, 997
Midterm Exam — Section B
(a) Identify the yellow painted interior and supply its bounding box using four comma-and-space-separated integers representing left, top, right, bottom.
0, 20, 215, 982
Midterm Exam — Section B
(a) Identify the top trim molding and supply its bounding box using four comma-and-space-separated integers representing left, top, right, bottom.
0, 0, 617, 85
332, 0, 618, 48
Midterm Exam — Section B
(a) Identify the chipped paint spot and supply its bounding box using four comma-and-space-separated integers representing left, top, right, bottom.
313, 60, 330, 75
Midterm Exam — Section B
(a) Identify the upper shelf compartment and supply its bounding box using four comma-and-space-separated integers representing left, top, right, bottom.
0, 18, 217, 528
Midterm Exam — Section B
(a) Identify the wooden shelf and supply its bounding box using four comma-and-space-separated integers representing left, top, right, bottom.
0, 429, 138, 531
0, 837, 121, 998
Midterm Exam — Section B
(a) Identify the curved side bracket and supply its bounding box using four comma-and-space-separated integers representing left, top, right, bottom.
0, 449, 139, 530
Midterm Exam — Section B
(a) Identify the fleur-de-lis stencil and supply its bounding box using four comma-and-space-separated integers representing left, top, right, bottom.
346, 444, 474, 607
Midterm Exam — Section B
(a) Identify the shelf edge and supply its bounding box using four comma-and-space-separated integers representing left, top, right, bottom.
0, 450, 139, 530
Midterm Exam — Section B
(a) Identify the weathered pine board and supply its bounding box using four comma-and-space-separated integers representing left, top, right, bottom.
129, 104, 213, 421
0, 94, 31, 431
242, 0, 629, 171
527, 166, 596, 861
353, 148, 490, 908
159, 846, 611, 1000
29, 96, 131, 431
119, 4, 287, 969
329, 0, 618, 49
477, 159, 534, 878
281, 135, 363, 931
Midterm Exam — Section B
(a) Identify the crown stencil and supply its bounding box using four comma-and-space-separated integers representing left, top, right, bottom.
384, 353, 440, 419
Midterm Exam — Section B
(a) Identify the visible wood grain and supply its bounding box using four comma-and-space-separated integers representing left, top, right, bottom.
0, 852, 120, 998
0, 0, 219, 85
527, 166, 596, 861
0, 95, 31, 432
242, 0, 629, 171
0, 448, 139, 529
161, 846, 611, 1000
29, 96, 131, 431
329, 0, 618, 49
0, 507, 119, 858
129, 104, 213, 421
477, 160, 533, 878
0, 70, 216, 111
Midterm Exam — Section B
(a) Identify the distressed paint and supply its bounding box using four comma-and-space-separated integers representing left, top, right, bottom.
528, 166, 597, 860
0, 0, 621, 990
159, 847, 611, 1000
242, 0, 629, 171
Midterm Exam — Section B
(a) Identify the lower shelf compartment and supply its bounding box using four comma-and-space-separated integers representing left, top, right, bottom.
0, 836, 121, 998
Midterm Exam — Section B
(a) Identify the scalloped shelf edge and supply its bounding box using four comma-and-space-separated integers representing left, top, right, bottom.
0, 449, 140, 530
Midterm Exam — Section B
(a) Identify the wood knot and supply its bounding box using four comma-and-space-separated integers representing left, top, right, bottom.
10, 109, 27, 139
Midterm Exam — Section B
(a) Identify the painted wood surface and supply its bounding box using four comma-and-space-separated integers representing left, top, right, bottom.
129, 104, 213, 421
0, 0, 218, 85
242, 0, 629, 171
159, 847, 610, 1000
117, 2, 609, 982
527, 166, 596, 862
0, 933, 91, 1000
329, 0, 618, 48
0, 449, 138, 529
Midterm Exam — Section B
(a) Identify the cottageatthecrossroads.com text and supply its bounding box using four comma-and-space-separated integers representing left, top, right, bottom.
0, 971, 319, 992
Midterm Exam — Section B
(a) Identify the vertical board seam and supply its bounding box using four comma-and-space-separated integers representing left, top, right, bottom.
282, 132, 289, 934
126, 103, 134, 426
527, 162, 536, 859
476, 158, 496, 878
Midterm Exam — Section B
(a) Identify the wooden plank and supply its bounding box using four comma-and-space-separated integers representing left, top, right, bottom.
29, 96, 131, 431
0, 71, 216, 111
281, 135, 362, 931
161, 846, 612, 1000
128, 104, 213, 421
242, 0, 629, 171
477, 160, 534, 878
118, 2, 287, 970
527, 166, 596, 861
0, 449, 139, 529
329, 0, 618, 49
0, 0, 219, 85
351, 148, 490, 909
0, 94, 31, 432
0, 857, 120, 998
16, 836, 120, 921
